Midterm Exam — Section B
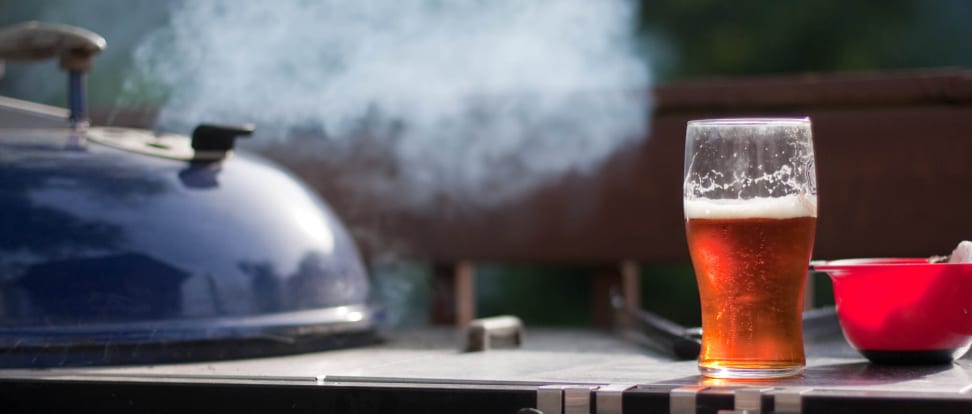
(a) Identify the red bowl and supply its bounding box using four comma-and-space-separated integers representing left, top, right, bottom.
813, 258, 972, 364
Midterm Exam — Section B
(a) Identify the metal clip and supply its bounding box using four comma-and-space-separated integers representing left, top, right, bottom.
732, 387, 773, 413
595, 384, 635, 414
773, 387, 812, 414
564, 385, 598, 414
670, 385, 707, 414
710, 387, 775, 414
538, 385, 565, 414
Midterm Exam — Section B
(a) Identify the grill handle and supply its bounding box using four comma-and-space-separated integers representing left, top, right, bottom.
0, 21, 106, 127
0, 21, 106, 71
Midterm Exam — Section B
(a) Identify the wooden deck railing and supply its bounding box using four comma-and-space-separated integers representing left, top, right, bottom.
262, 69, 972, 327
103, 69, 972, 327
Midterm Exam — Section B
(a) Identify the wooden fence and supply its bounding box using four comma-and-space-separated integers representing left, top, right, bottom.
103, 69, 972, 327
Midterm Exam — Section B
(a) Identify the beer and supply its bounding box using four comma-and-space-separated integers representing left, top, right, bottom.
685, 195, 816, 378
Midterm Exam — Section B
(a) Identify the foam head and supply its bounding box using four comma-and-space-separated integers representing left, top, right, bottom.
683, 195, 817, 220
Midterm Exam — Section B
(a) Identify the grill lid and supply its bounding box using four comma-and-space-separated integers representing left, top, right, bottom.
0, 22, 377, 367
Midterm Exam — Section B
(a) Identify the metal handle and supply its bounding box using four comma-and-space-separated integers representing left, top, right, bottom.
462, 315, 524, 352
610, 289, 701, 360
0, 21, 106, 128
0, 21, 106, 71
191, 124, 256, 162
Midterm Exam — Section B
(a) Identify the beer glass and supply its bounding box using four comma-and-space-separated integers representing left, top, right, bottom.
683, 118, 817, 379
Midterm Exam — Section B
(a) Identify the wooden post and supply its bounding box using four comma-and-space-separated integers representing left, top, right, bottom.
454, 262, 476, 326
592, 260, 641, 330
620, 260, 641, 327
430, 261, 476, 327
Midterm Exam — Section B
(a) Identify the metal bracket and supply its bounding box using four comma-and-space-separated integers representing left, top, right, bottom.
538, 385, 565, 414
539, 383, 812, 414
773, 387, 813, 414
670, 385, 708, 414
716, 387, 774, 414
564, 385, 598, 414
595, 384, 635, 414
537, 384, 599, 414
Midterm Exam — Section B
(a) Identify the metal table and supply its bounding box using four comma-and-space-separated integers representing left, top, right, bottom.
1, 328, 971, 413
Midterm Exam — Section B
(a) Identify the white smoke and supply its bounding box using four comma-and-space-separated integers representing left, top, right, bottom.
128, 0, 652, 207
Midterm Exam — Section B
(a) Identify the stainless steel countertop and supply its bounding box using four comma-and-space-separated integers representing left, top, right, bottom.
1, 328, 970, 396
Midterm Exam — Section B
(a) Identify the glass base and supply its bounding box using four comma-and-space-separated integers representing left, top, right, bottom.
699, 364, 804, 379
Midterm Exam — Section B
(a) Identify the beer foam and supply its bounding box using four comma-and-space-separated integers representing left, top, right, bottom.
684, 195, 817, 219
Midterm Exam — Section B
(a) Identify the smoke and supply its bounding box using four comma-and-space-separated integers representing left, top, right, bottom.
128, 0, 652, 208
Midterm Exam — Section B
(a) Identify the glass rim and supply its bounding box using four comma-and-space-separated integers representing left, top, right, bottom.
687, 117, 810, 127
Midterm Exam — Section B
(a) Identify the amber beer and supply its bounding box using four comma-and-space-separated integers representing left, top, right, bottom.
685, 195, 816, 378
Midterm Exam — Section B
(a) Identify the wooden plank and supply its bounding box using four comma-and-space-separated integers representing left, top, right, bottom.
655, 69, 972, 112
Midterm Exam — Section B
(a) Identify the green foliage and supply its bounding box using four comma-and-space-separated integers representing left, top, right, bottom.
641, 264, 701, 326
639, 1, 972, 79
3, 1, 970, 105
476, 264, 593, 326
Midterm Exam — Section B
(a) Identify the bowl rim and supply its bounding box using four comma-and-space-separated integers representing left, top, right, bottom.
811, 257, 972, 272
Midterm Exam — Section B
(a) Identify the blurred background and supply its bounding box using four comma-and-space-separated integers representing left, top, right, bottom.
1, 0, 970, 328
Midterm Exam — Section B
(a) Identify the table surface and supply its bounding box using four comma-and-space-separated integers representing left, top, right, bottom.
2, 327, 971, 395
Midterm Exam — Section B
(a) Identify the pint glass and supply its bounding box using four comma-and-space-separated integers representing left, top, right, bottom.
683, 118, 817, 379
